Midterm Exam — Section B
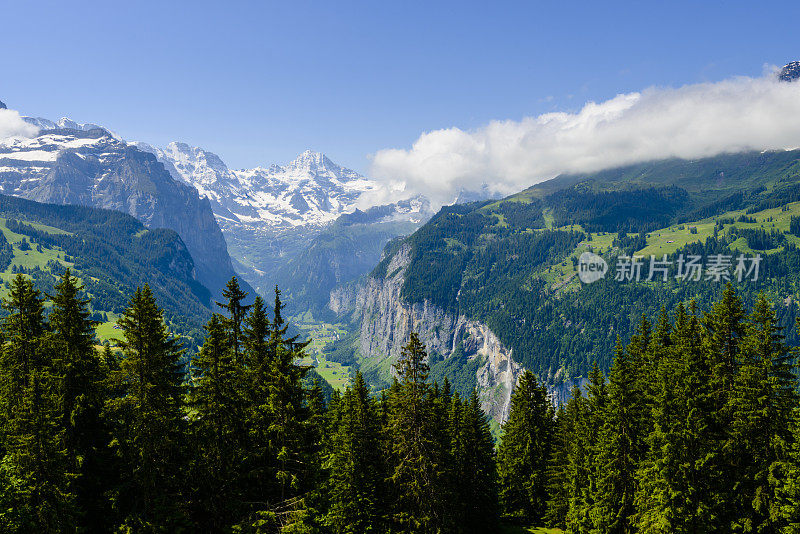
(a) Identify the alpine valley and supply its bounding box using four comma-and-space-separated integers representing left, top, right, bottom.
3, 66, 800, 426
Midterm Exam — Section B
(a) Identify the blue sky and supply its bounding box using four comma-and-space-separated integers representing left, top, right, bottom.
1, 0, 798, 173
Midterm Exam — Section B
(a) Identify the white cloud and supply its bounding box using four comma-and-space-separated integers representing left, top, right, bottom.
370, 70, 800, 206
0, 108, 39, 140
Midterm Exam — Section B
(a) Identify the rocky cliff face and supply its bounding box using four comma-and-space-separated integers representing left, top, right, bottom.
334, 244, 523, 421
332, 243, 591, 421
0, 127, 241, 300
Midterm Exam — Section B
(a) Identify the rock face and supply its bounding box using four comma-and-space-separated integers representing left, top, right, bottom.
0, 126, 241, 300
0, 101, 6, 110
332, 243, 591, 421
779, 61, 800, 82
337, 244, 524, 421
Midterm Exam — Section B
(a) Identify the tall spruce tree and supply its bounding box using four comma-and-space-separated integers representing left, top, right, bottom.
386, 332, 443, 533
323, 372, 385, 533
565, 362, 607, 534
458, 389, 499, 533
634, 303, 701, 533
0, 274, 71, 532
106, 286, 188, 530
728, 293, 797, 532
216, 277, 251, 364
590, 337, 646, 534
189, 312, 243, 530
48, 269, 111, 530
546, 386, 582, 530
497, 370, 555, 525
236, 287, 313, 532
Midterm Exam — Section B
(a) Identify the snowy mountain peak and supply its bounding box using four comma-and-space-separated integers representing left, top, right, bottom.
138, 143, 410, 231
287, 150, 332, 172
779, 61, 800, 83
135, 140, 433, 234
0, 100, 6, 110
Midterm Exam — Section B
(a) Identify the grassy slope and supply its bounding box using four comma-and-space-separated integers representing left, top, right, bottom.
0, 218, 127, 343
537, 201, 800, 291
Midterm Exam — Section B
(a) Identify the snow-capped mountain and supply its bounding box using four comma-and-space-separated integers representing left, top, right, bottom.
0, 117, 243, 300
135, 142, 432, 295
23, 116, 106, 133
4, 103, 431, 300
137, 143, 406, 231
779, 61, 800, 82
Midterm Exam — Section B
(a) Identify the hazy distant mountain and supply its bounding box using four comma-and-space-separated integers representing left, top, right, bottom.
139, 142, 432, 297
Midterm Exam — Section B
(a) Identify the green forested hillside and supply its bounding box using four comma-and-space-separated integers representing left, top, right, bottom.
370, 149, 800, 387
0, 193, 211, 348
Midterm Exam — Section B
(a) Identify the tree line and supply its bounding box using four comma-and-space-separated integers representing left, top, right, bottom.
508, 284, 800, 533
0, 273, 499, 533
4, 270, 800, 532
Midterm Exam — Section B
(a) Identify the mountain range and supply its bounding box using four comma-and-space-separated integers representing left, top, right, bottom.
135, 141, 432, 296
0, 119, 242, 300
325, 147, 800, 420
3, 62, 800, 423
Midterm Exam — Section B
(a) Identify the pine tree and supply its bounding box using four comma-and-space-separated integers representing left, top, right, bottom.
216, 276, 252, 364
566, 361, 606, 534
497, 370, 555, 525
48, 269, 111, 530
634, 304, 695, 533
106, 286, 188, 530
386, 332, 442, 533
323, 372, 385, 533
0, 274, 71, 532
728, 293, 797, 532
189, 312, 243, 530
237, 287, 312, 532
546, 387, 580, 530
458, 389, 499, 533
591, 337, 645, 534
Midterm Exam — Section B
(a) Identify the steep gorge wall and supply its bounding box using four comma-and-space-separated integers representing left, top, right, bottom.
331, 245, 524, 421
330, 244, 591, 421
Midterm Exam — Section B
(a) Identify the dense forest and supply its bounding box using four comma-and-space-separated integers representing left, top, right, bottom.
3, 268, 800, 532
0, 273, 496, 532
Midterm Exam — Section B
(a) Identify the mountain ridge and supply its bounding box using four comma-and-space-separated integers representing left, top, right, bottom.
0, 120, 245, 300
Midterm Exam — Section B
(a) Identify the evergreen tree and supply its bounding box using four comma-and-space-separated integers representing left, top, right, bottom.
566, 362, 606, 534
237, 287, 312, 532
323, 372, 385, 533
728, 293, 797, 532
216, 277, 251, 364
386, 332, 442, 533
546, 387, 580, 530
106, 286, 188, 530
48, 269, 111, 530
634, 303, 701, 533
0, 274, 71, 532
497, 370, 555, 525
456, 389, 499, 533
591, 337, 645, 534
189, 313, 242, 530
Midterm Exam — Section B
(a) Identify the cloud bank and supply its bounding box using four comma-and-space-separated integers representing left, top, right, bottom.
370, 71, 800, 206
0, 108, 39, 141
